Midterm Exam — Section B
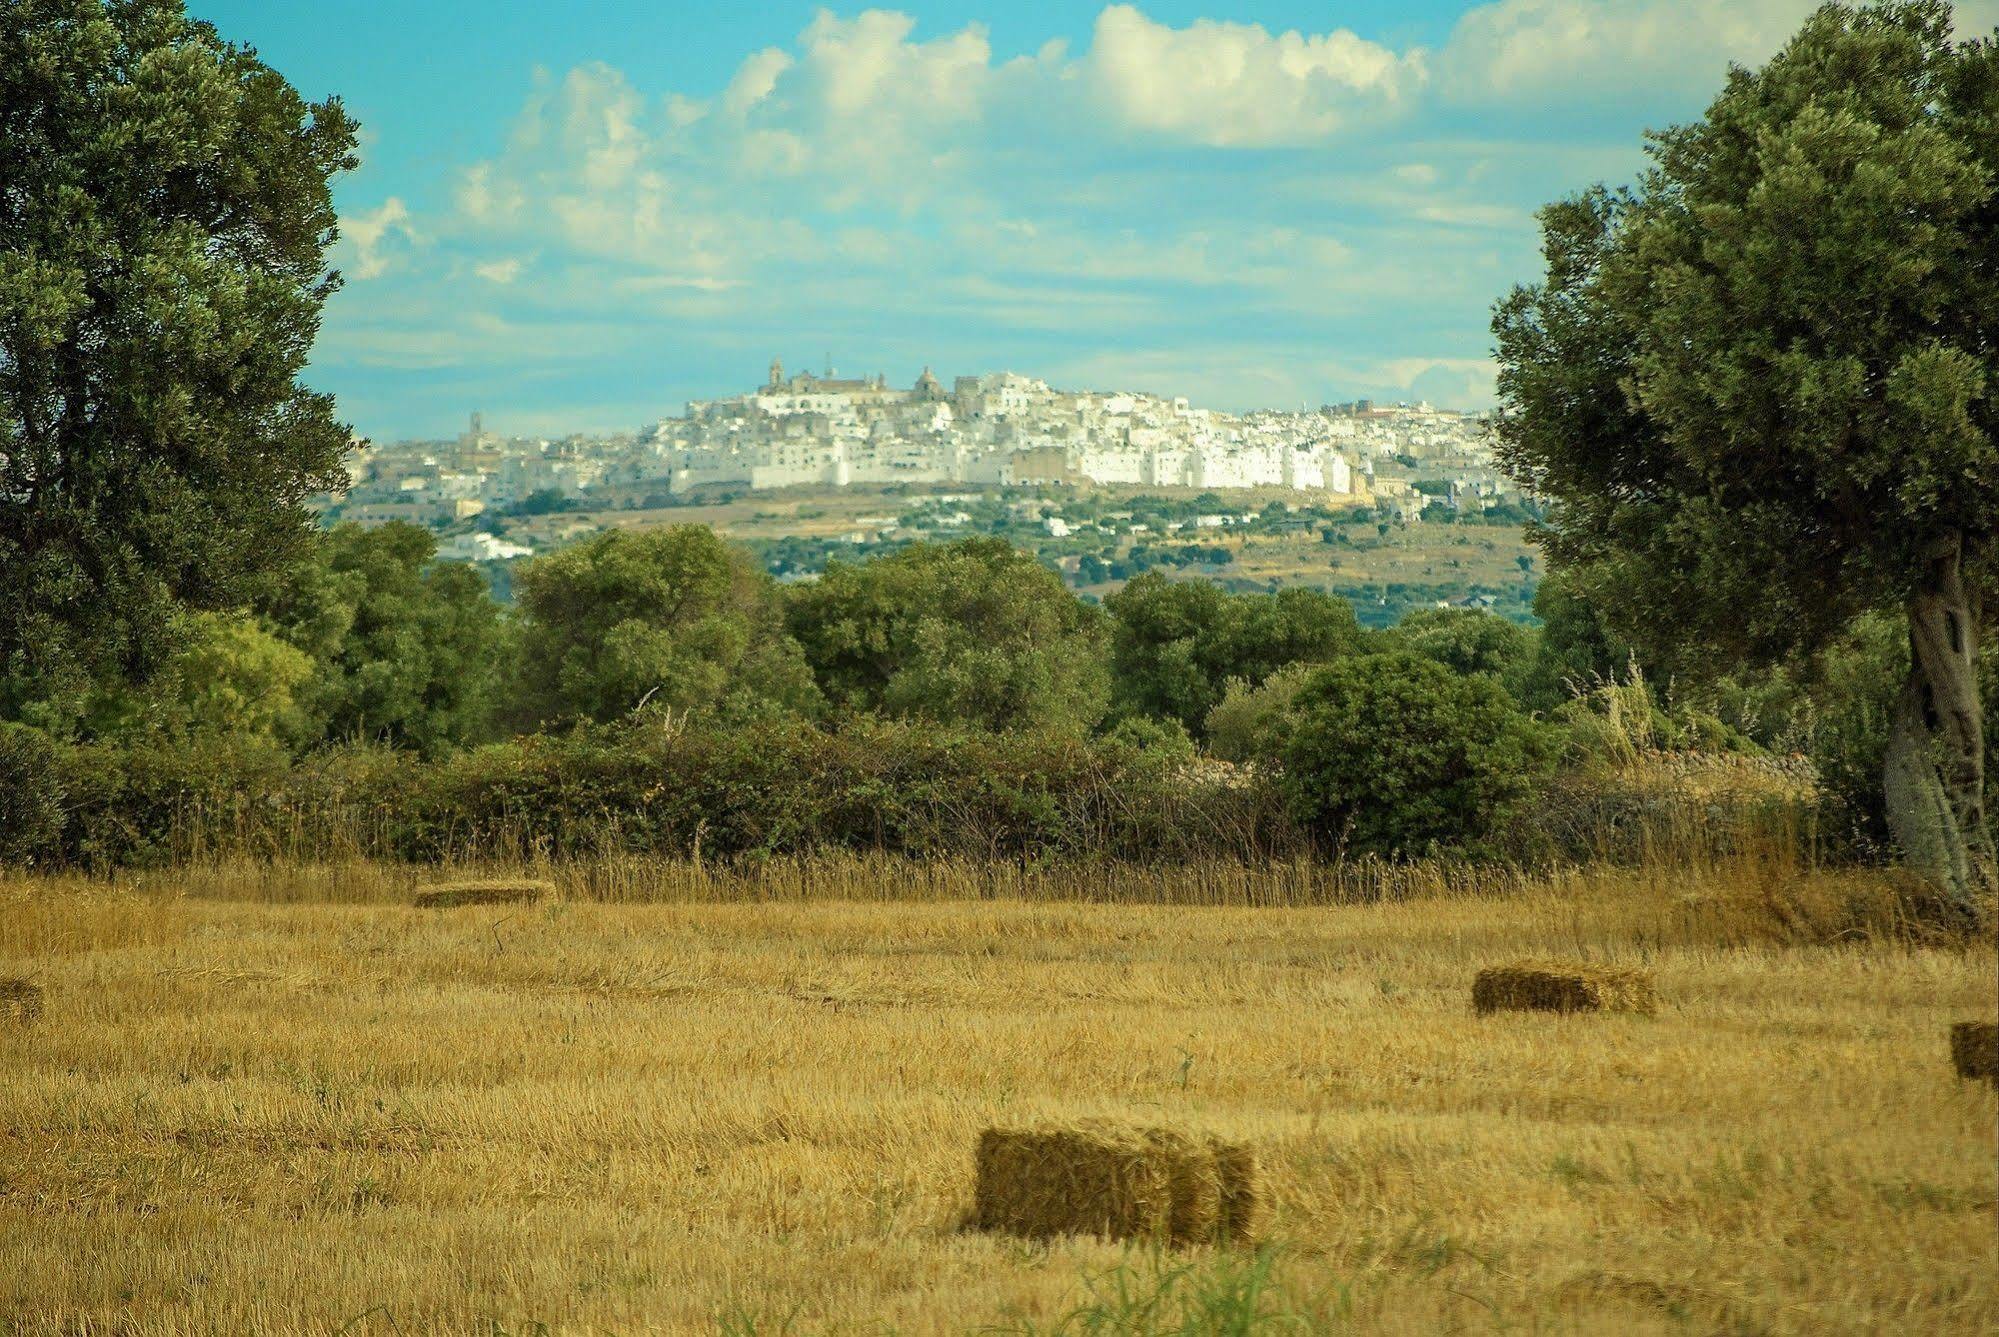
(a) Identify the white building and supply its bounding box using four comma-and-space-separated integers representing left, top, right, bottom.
628, 363, 1481, 498
438, 532, 534, 562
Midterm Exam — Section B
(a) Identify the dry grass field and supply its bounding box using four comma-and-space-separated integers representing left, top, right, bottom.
1222, 525, 1537, 590
1, 857, 1993, 1334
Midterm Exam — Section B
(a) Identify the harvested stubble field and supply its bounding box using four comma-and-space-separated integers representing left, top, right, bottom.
0, 857, 1993, 1335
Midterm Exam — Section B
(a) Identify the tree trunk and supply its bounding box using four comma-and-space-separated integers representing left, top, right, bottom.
1882, 531, 1993, 919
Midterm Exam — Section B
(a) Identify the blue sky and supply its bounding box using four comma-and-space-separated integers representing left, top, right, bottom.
188, 1, 1999, 440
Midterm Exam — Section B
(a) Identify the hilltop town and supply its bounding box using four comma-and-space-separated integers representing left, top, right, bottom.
327, 362, 1519, 543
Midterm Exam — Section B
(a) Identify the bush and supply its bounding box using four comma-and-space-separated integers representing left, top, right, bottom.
1102, 715, 1197, 764
18, 720, 1299, 870
1204, 664, 1317, 765
1105, 573, 1364, 737
1279, 653, 1552, 858
0, 723, 64, 865
787, 538, 1109, 733
1385, 607, 1534, 694
48, 734, 297, 867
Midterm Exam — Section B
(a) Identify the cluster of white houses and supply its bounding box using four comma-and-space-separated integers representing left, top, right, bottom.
328, 365, 1511, 538
655, 360, 1365, 495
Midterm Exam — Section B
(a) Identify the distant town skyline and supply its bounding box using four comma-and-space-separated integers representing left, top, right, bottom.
192, 0, 1999, 440
409, 353, 1479, 447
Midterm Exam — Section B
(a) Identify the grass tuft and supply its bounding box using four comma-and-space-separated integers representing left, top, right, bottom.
986, 1249, 1343, 1336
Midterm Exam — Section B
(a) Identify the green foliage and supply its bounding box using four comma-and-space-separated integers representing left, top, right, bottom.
1102, 714, 1198, 764
1789, 616, 1909, 849
262, 523, 506, 755
1496, 3, 1999, 896
503, 488, 580, 517
40, 731, 295, 867
1494, 1, 1998, 675
0, 0, 358, 702
786, 537, 1109, 732
990, 1249, 1342, 1336
0, 722, 64, 864
1205, 663, 1318, 765
1548, 668, 1759, 769
1385, 608, 1534, 691
512, 527, 820, 729
1727, 612, 1997, 852
159, 613, 313, 742
73, 611, 312, 746
1514, 570, 1633, 712
19, 718, 1295, 869
1280, 653, 1552, 858
1105, 573, 1365, 736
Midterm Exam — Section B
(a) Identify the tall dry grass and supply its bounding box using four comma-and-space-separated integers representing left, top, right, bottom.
0, 851, 1991, 1334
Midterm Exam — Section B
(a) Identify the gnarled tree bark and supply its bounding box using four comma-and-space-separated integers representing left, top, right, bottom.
1882, 531, 1992, 919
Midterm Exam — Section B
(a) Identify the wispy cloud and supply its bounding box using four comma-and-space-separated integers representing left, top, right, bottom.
336, 197, 418, 280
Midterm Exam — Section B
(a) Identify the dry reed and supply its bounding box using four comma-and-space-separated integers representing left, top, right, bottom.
1472, 960, 1657, 1016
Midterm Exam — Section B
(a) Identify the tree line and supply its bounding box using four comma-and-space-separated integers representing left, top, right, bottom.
3, 521, 1988, 869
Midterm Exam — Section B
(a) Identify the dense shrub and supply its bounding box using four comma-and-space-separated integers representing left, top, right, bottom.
0, 517, 1940, 878
1100, 715, 1198, 764
513, 527, 820, 729
47, 735, 297, 867
0, 723, 63, 865
1204, 664, 1316, 765
1279, 653, 1553, 858
787, 538, 1109, 732
1384, 607, 1535, 695
23, 720, 1297, 869
1105, 574, 1364, 736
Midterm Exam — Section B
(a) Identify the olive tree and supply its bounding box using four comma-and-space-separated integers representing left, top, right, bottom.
1494, 1, 1997, 910
1, 1, 358, 705
512, 527, 820, 729
786, 537, 1109, 733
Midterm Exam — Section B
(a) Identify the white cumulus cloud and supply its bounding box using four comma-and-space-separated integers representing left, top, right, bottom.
1085, 5, 1425, 147
1440, 0, 1999, 104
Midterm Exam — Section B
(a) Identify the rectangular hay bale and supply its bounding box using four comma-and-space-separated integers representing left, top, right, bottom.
972, 1121, 1263, 1247
0, 978, 43, 1024
413, 879, 553, 909
1950, 1021, 1998, 1084
1473, 960, 1656, 1016
1207, 1134, 1267, 1247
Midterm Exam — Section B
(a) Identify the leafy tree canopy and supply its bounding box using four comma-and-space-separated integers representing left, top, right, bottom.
1495, 0, 1998, 901
79, 609, 311, 745
0, 0, 357, 704
513, 526, 820, 729
1386, 607, 1535, 689
1105, 572, 1365, 736
260, 522, 505, 755
1514, 569, 1635, 712
786, 537, 1109, 733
